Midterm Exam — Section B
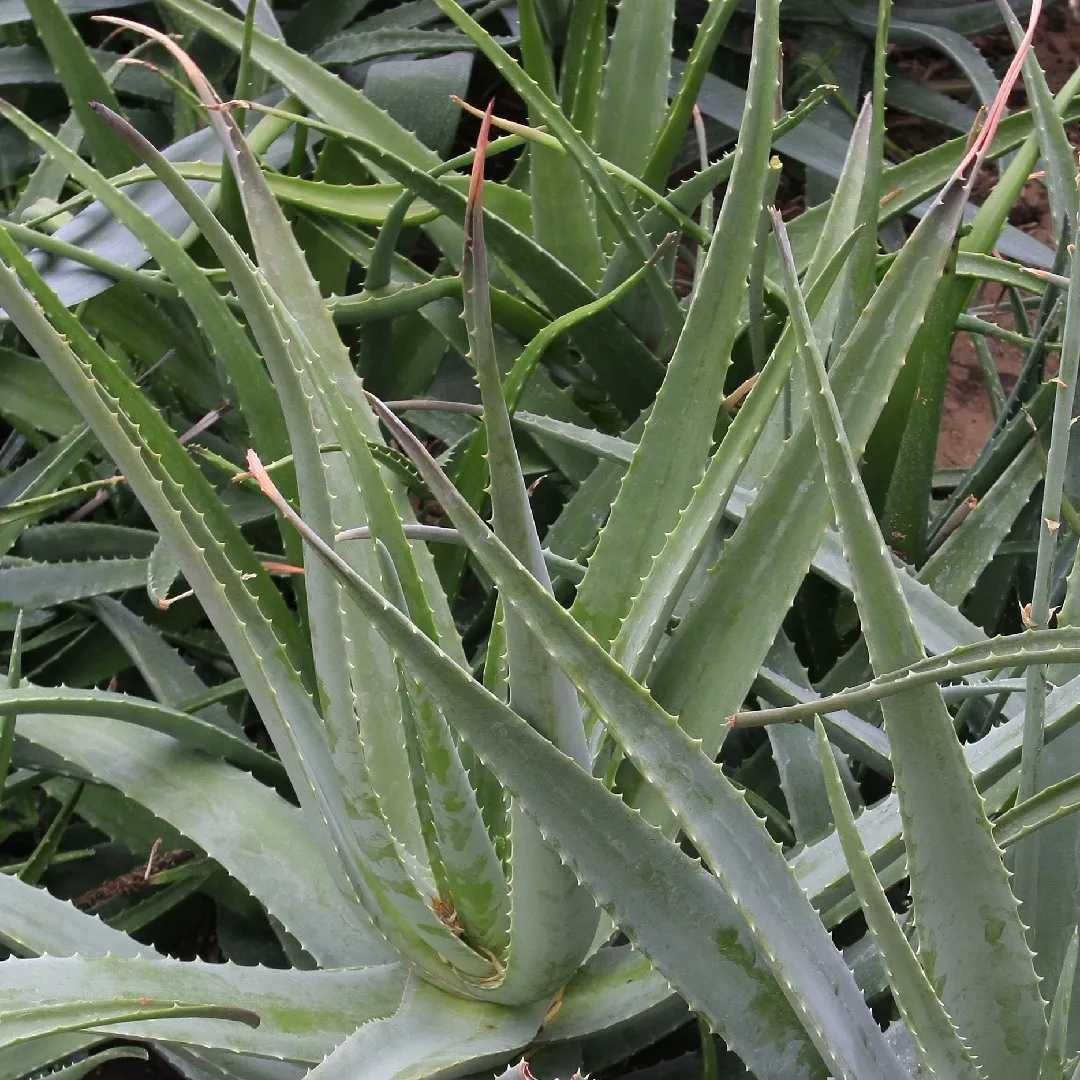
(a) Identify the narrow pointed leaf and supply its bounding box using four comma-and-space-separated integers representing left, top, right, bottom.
773, 209, 1046, 1079
570, 0, 782, 650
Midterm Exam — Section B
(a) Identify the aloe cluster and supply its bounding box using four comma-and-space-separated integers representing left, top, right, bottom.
0, 0, 1079, 1077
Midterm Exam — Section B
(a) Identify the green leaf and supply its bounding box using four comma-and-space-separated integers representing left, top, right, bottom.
773, 206, 1046, 1079
876, 59, 1080, 561
559, 0, 604, 142
88, 68, 495, 986
0, 349, 80, 436
88, 103, 436, 872
569, 0, 782, 650
643, 0, 739, 188
921, 441, 1043, 605
432, 0, 681, 332
0, 685, 284, 786
0, 103, 291, 476
23, 0, 137, 176
462, 118, 596, 999
1017, 196, 1080, 916
0, 478, 120, 531
731, 627, 1080, 727
612, 225, 863, 696
518, 0, 601, 284
994, 0, 1079, 238
225, 101, 666, 417
0, 955, 405, 1063
1040, 928, 1079, 1080
307, 975, 547, 1080
16, 777, 83, 885
644, 177, 971, 811
255, 407, 904, 1078
995, 774, 1080, 851
0, 557, 148, 609
36, 1046, 150, 1080
161, 0, 437, 167
597, 0, 676, 177
813, 719, 982, 1080
12, 711, 391, 967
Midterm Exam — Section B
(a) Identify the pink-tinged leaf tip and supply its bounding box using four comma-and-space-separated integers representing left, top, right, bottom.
953, 0, 1042, 182
467, 99, 496, 212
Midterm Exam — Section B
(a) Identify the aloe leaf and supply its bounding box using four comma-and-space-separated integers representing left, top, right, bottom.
731, 627, 1080, 727
0, 685, 283, 784
559, 0, 604, 142
642, 0, 739, 188
518, 0, 601, 284
0, 858, 153, 959
0, 477, 119, 530
14, 711, 390, 966
432, 0, 680, 332
15, 774, 82, 885
36, 1046, 150, 1079
1040, 929, 1079, 1080
463, 113, 596, 1000
221, 100, 665, 416
281, 293, 510, 956
597, 0, 676, 178
288, 319, 508, 957
23, 0, 136, 175
246, 475, 814, 1076
603, 226, 862, 741
0, 349, 81, 435
534, 945, 674, 1047
813, 719, 982, 1080
90, 61, 498, 986
613, 105, 870, 663
748, 100, 874, 486
0, 610, 22, 797
88, 97, 439, 873
0, 557, 149, 609
0, 425, 93, 556
437, 232, 671, 594
994, 0, 1078, 239
510, 413, 981, 674
24, 161, 443, 231
794, 669, 1080, 926
146, 537, 183, 612
773, 208, 1045, 1078
645, 179, 970, 806
161, 0, 435, 166
570, 0, 781, 651
0, 104, 290, 475
995, 773, 1080, 851
921, 441, 1043, 605
307, 975, 547, 1080
1017, 197, 1080, 914
465, 112, 589, 770
0, 955, 405, 1062
0, 240, 487, 977
255, 414, 904, 1079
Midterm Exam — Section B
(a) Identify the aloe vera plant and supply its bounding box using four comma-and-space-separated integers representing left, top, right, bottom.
0, 0, 1079, 1077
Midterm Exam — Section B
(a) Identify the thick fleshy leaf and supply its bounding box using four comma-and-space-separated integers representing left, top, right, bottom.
569, 0, 782, 650
813, 720, 981, 1080
0, 955, 403, 1062
250, 406, 905, 1078
773, 208, 1046, 1078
